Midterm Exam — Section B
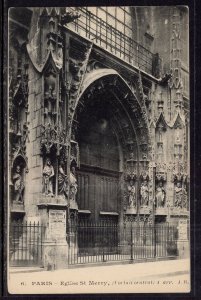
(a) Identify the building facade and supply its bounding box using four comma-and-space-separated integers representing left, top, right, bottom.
8, 6, 189, 268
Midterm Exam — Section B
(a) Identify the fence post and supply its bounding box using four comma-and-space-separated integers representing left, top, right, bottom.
154, 225, 156, 258
130, 223, 134, 262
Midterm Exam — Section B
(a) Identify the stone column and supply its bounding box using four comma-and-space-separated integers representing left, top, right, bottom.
38, 203, 68, 270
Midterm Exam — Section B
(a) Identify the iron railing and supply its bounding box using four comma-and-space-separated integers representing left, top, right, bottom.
68, 220, 178, 265
67, 7, 161, 77
9, 221, 45, 267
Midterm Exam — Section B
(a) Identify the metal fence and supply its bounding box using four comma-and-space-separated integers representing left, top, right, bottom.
68, 220, 178, 265
67, 7, 161, 77
9, 221, 45, 267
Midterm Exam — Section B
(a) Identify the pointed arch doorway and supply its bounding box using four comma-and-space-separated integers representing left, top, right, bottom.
70, 69, 150, 224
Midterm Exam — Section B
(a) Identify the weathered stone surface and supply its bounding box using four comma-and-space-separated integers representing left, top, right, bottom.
8, 6, 189, 269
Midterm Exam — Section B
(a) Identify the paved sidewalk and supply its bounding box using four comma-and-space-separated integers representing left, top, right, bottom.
8, 258, 190, 294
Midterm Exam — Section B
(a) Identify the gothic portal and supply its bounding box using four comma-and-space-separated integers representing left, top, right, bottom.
70, 70, 152, 223
8, 7, 189, 269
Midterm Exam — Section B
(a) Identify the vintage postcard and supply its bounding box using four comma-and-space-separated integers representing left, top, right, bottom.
5, 4, 190, 295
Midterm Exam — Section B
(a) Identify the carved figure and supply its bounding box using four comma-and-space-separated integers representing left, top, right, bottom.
69, 166, 78, 202
140, 180, 149, 206
128, 180, 136, 207
182, 183, 188, 209
12, 165, 25, 202
155, 182, 166, 207
58, 162, 68, 197
174, 182, 182, 208
43, 158, 54, 196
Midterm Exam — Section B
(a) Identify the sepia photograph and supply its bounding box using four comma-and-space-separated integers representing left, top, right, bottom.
6, 5, 190, 295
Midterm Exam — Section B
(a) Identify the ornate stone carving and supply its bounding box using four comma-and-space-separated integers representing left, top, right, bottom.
174, 182, 183, 208
9, 56, 30, 180
125, 171, 137, 181
140, 171, 149, 182
127, 180, 136, 208
156, 113, 167, 130
173, 113, 184, 129
124, 161, 137, 213
27, 8, 65, 72
10, 122, 29, 173
42, 158, 55, 196
136, 70, 146, 107
58, 162, 68, 197
174, 89, 183, 112
67, 40, 93, 136
173, 172, 183, 183
69, 166, 78, 209
76, 66, 152, 166
155, 182, 166, 208
70, 140, 80, 168
156, 171, 167, 182
60, 9, 81, 25
169, 8, 183, 90
40, 123, 67, 155
12, 165, 25, 202
44, 66, 57, 102
172, 160, 187, 180
157, 93, 164, 113
183, 180, 188, 209
140, 180, 149, 207
159, 73, 172, 85
86, 59, 106, 73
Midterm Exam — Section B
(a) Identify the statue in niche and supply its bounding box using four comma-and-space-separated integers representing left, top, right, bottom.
12, 165, 25, 202
129, 152, 134, 160
174, 182, 183, 208
58, 162, 68, 197
140, 180, 149, 206
182, 182, 188, 209
69, 166, 78, 202
127, 180, 136, 207
43, 158, 54, 196
155, 181, 166, 207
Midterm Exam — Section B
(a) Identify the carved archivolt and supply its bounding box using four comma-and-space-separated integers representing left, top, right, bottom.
72, 68, 151, 158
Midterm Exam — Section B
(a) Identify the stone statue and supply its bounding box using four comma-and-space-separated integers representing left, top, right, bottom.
58, 162, 68, 197
128, 180, 136, 207
69, 166, 78, 202
43, 158, 54, 196
12, 165, 24, 202
174, 182, 182, 208
140, 180, 149, 206
182, 183, 188, 209
155, 182, 166, 207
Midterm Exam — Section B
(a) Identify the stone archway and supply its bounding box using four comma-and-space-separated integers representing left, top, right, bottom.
69, 69, 151, 158
69, 69, 152, 223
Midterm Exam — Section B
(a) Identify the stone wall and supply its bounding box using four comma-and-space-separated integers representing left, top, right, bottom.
25, 62, 43, 217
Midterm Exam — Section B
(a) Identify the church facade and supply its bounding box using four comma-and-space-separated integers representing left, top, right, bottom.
8, 6, 189, 268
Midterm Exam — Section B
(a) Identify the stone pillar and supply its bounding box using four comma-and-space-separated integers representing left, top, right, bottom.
38, 203, 68, 270
177, 218, 189, 258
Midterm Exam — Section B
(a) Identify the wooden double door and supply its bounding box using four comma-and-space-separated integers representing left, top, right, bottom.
77, 166, 120, 221
76, 113, 121, 222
